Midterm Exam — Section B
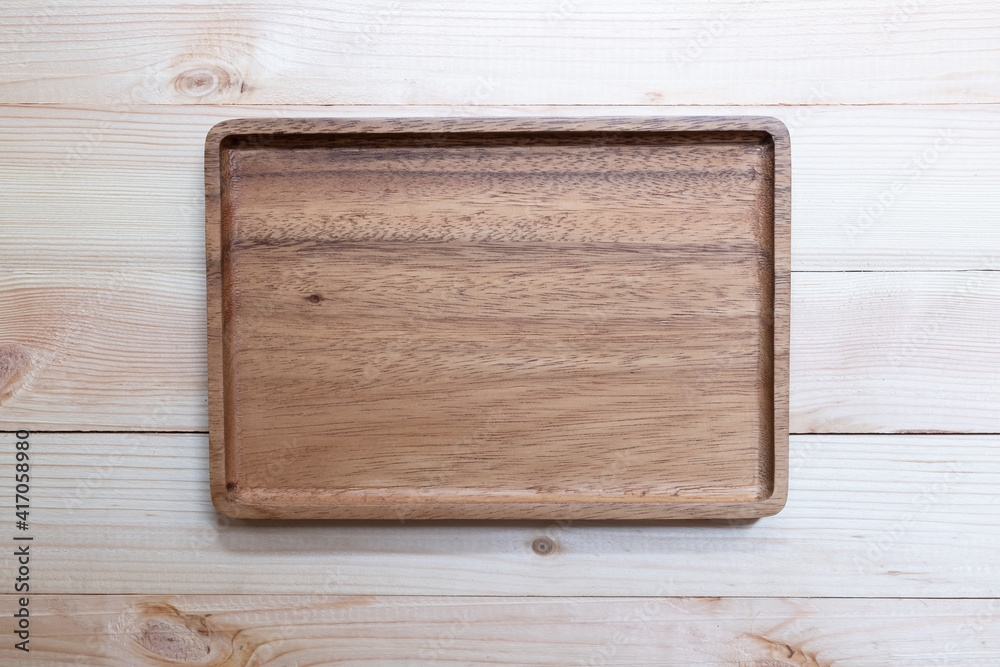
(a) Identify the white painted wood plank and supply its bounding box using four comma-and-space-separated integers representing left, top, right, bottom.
3, 433, 998, 597
2, 0, 999, 106
5, 595, 1000, 665
791, 272, 1000, 433
788, 107, 1000, 271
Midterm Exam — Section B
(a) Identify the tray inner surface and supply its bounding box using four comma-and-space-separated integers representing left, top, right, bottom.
219, 130, 776, 508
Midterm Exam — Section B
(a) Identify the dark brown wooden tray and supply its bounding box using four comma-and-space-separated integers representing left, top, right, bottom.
205, 117, 789, 520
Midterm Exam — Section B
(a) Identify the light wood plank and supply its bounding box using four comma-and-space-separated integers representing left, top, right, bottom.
0, 4, 993, 658
4, 269, 997, 433
3, 432, 998, 596
791, 272, 1000, 433
2, 106, 999, 431
0, 272, 206, 430
4, 595, 1000, 666
2, 1, 999, 106
2, 105, 997, 274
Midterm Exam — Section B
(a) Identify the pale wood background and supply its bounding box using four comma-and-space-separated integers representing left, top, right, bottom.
0, 1, 998, 664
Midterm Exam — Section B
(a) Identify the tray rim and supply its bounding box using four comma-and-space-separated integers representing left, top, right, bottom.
205, 116, 790, 520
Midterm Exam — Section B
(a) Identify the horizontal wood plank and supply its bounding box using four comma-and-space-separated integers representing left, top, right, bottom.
791, 272, 1000, 433
2, 3, 996, 657
2, 432, 998, 597
1, 0, 999, 106
0, 272, 206, 430
4, 595, 1000, 665
3, 270, 998, 433
1, 105, 998, 432
1, 104, 997, 274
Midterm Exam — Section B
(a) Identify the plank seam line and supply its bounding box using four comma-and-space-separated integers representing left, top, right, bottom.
795, 269, 1000, 274
2, 102, 1000, 109
16, 594, 1000, 600
9, 431, 1000, 436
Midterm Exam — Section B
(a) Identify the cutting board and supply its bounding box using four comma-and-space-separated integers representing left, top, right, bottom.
205, 117, 789, 520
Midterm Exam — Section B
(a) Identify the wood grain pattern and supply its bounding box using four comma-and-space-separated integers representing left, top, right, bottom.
3, 104, 997, 276
4, 264, 1000, 435
205, 117, 790, 519
0, 272, 206, 429
2, 0, 999, 106
1, 105, 996, 434
8, 432, 998, 597
791, 272, 1000, 433
7, 268, 1000, 434
2, 3, 999, 660
5, 595, 1000, 666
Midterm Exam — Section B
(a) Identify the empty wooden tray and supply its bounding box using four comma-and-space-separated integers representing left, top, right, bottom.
205, 117, 789, 520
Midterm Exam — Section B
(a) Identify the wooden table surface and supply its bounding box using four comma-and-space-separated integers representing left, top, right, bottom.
1, 1, 998, 664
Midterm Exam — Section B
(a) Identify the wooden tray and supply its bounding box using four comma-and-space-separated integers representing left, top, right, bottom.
205, 117, 789, 520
